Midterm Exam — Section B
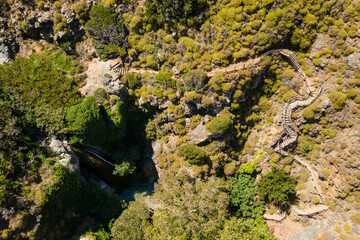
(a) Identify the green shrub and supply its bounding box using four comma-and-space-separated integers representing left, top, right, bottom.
94, 88, 109, 104
302, 103, 318, 120
177, 143, 208, 165
126, 72, 140, 89
228, 174, 264, 218
0, 0, 8, 13
258, 168, 298, 207
182, 69, 207, 91
224, 162, 237, 176
354, 95, 360, 104
347, 88, 358, 99
351, 213, 360, 224
145, 0, 207, 30
73, 1, 86, 14
37, 0, 45, 9
85, 4, 126, 59
207, 116, 233, 134
328, 90, 347, 110
54, 1, 61, 9
155, 70, 174, 88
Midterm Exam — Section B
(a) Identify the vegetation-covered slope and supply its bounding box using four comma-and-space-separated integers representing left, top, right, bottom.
0, 0, 360, 239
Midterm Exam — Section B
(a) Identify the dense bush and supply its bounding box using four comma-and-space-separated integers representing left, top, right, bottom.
228, 174, 264, 218
125, 72, 141, 89
145, 0, 207, 30
208, 116, 233, 134
65, 96, 126, 147
220, 217, 276, 240
177, 143, 208, 165
37, 165, 125, 239
328, 90, 347, 110
182, 69, 208, 91
0, 50, 81, 135
85, 4, 127, 59
111, 200, 151, 240
258, 169, 298, 208
155, 70, 175, 89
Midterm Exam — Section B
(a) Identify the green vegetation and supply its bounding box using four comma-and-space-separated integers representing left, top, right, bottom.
0, 0, 7, 14
258, 169, 298, 208
85, 4, 126, 59
37, 165, 125, 239
220, 217, 276, 240
145, 0, 207, 30
302, 103, 318, 120
177, 143, 208, 165
228, 174, 264, 218
0, 49, 81, 135
111, 200, 151, 240
182, 69, 208, 91
65, 96, 126, 147
351, 212, 360, 224
208, 116, 233, 134
329, 90, 347, 110
3, 0, 360, 238
155, 70, 174, 88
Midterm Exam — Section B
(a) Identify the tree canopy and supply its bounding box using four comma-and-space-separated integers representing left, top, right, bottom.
258, 168, 298, 207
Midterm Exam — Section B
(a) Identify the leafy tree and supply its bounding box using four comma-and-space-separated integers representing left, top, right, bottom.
207, 116, 233, 134
258, 169, 298, 208
111, 200, 151, 240
228, 174, 264, 218
65, 96, 127, 148
66, 96, 106, 144
182, 69, 208, 91
125, 72, 141, 90
155, 70, 175, 89
220, 217, 276, 240
85, 4, 127, 59
177, 143, 208, 165
145, 0, 207, 30
147, 169, 230, 239
37, 165, 125, 239
0, 51, 81, 135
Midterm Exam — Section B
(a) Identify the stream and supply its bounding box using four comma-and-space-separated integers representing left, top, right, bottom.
71, 144, 155, 201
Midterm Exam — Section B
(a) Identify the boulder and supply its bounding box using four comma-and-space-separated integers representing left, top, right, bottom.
347, 52, 360, 70
0, 44, 11, 64
188, 117, 223, 145
49, 139, 79, 172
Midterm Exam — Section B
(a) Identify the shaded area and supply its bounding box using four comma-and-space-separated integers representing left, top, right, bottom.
71, 144, 131, 191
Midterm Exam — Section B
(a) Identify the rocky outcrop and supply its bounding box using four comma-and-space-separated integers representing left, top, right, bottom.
347, 52, 360, 70
0, 44, 11, 64
49, 139, 79, 172
151, 141, 162, 178
188, 116, 223, 145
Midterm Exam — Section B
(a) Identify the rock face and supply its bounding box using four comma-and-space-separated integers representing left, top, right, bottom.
188, 116, 222, 145
0, 44, 11, 64
23, 11, 54, 41
151, 141, 162, 178
80, 59, 127, 97
347, 52, 360, 70
49, 139, 79, 172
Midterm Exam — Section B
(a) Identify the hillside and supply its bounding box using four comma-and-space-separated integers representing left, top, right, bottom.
1, 0, 360, 239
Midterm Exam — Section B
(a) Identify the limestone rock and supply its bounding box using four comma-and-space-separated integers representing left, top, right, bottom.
347, 52, 360, 70
0, 44, 11, 64
309, 34, 328, 59
49, 139, 79, 172
188, 118, 222, 145
151, 141, 162, 178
